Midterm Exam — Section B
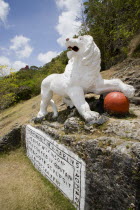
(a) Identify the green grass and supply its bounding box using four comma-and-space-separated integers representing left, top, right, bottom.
0, 148, 76, 210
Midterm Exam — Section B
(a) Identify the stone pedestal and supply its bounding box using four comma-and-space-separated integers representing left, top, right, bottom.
23, 116, 140, 210
25, 125, 85, 210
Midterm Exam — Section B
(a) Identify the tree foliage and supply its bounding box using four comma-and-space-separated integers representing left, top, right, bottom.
83, 0, 140, 69
0, 65, 11, 77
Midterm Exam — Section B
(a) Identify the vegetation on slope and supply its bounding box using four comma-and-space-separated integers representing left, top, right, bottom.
83, 0, 140, 69
0, 51, 68, 110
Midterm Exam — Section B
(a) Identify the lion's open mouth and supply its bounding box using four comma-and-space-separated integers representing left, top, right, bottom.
68, 46, 79, 52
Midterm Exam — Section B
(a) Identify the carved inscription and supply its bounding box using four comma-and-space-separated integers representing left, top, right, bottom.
26, 125, 86, 210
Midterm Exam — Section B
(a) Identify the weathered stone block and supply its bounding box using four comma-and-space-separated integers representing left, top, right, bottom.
23, 123, 140, 210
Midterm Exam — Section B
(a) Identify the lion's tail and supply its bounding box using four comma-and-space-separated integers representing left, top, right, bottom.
49, 99, 58, 118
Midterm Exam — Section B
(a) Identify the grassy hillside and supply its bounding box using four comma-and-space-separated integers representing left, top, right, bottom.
0, 148, 75, 210
0, 51, 68, 110
0, 94, 63, 137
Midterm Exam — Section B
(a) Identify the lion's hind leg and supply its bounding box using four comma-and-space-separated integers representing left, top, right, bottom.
37, 87, 52, 118
50, 99, 58, 118
37, 81, 58, 118
63, 97, 74, 108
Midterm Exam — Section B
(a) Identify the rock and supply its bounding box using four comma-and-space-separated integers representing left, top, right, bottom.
64, 117, 81, 134
61, 135, 75, 146
71, 136, 140, 210
0, 126, 21, 152
41, 121, 61, 129
112, 58, 140, 100
130, 97, 140, 105
67, 108, 78, 118
33, 116, 45, 124
84, 125, 97, 133
87, 115, 109, 125
36, 125, 60, 140
103, 120, 140, 140
23, 118, 140, 210
131, 142, 140, 158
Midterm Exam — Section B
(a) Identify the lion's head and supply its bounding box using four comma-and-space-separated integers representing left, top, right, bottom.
65, 35, 100, 66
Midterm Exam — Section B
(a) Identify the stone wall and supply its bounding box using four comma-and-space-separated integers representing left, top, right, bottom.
23, 120, 140, 210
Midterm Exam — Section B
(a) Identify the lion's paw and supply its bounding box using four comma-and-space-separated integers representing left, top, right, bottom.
37, 111, 47, 118
122, 84, 135, 98
52, 113, 58, 118
83, 111, 100, 122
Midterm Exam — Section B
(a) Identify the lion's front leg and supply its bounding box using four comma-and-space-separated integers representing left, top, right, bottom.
67, 87, 100, 122
94, 79, 135, 98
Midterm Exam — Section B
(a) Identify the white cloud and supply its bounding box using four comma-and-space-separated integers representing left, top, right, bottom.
37, 51, 60, 64
10, 35, 33, 58
0, 0, 10, 23
0, 46, 10, 55
0, 56, 27, 76
17, 45, 33, 58
55, 0, 82, 47
56, 0, 81, 13
0, 56, 10, 65
0, 56, 11, 76
12, 61, 27, 72
10, 36, 30, 50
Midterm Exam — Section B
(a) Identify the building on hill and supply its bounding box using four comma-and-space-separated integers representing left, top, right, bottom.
20, 65, 29, 71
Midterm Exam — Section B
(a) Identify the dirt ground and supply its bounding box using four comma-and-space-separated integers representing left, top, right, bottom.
0, 94, 64, 137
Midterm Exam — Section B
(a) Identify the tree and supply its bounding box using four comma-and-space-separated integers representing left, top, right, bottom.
83, 0, 140, 69
0, 65, 15, 77
0, 65, 9, 77
30, 66, 39, 70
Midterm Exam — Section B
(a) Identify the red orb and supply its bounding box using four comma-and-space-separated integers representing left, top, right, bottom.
104, 92, 129, 114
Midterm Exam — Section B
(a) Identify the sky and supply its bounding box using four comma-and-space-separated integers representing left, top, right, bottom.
0, 0, 84, 73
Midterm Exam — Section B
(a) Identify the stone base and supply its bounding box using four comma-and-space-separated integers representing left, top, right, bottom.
23, 119, 140, 210
25, 125, 86, 210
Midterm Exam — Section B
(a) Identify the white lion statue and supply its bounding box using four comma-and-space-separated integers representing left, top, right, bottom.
37, 35, 135, 122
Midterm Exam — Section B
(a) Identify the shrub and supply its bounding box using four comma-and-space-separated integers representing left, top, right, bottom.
15, 86, 32, 101
0, 93, 17, 110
